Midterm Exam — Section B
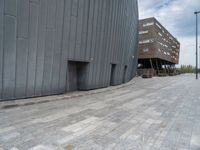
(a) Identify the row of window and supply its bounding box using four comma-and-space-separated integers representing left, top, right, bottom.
140, 38, 179, 54
155, 23, 179, 46
142, 47, 171, 56
161, 50, 178, 60
158, 41, 168, 48
143, 22, 154, 27
139, 30, 149, 34
140, 32, 178, 50
159, 49, 178, 58
139, 39, 154, 44
157, 31, 179, 48
142, 21, 179, 46
142, 47, 178, 57
163, 51, 170, 56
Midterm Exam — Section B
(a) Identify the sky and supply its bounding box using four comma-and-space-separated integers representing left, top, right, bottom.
138, 0, 200, 66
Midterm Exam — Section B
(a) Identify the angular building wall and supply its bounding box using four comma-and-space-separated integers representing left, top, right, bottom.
138, 17, 180, 64
0, 0, 139, 101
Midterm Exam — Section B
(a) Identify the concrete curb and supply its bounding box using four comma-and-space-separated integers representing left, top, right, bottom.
0, 78, 137, 109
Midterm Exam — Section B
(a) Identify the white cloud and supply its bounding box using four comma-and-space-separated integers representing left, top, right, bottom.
178, 37, 196, 66
138, 0, 200, 66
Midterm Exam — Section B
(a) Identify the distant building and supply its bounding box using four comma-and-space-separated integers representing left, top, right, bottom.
0, 0, 139, 101
138, 17, 180, 76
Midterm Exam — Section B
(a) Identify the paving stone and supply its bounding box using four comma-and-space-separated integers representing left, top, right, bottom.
0, 74, 199, 149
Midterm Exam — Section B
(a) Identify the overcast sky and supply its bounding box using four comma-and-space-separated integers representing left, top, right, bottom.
138, 0, 200, 66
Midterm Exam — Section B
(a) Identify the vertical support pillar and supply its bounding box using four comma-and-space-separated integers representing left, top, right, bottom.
195, 13, 198, 79
0, 0, 4, 100
155, 59, 160, 75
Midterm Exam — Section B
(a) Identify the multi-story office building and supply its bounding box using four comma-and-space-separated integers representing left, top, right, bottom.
0, 0, 139, 101
138, 17, 180, 75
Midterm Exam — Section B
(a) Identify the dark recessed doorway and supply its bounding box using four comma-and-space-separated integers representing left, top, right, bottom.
122, 65, 128, 83
110, 64, 116, 86
67, 61, 89, 92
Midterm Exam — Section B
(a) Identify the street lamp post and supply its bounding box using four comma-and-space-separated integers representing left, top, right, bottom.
194, 11, 200, 79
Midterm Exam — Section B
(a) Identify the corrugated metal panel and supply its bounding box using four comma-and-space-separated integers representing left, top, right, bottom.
0, 0, 4, 99
3, 0, 17, 99
0, 0, 139, 101
34, 0, 48, 96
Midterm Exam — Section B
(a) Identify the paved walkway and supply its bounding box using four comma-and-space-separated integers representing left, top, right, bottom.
0, 74, 200, 150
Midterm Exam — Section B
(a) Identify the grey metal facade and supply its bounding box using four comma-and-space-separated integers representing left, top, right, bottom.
0, 0, 139, 101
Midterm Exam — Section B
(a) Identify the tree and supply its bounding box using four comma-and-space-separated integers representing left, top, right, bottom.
176, 65, 195, 74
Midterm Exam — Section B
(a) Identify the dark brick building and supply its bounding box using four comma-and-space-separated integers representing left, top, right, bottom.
138, 17, 180, 76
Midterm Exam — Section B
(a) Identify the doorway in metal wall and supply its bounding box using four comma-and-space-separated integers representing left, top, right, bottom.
122, 65, 128, 83
110, 64, 116, 86
67, 61, 88, 92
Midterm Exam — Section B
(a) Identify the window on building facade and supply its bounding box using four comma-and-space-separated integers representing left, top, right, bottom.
139, 39, 154, 44
143, 48, 149, 52
139, 30, 149, 34
149, 39, 154, 42
143, 22, 154, 27
155, 23, 162, 29
158, 32, 162, 37
139, 39, 150, 44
